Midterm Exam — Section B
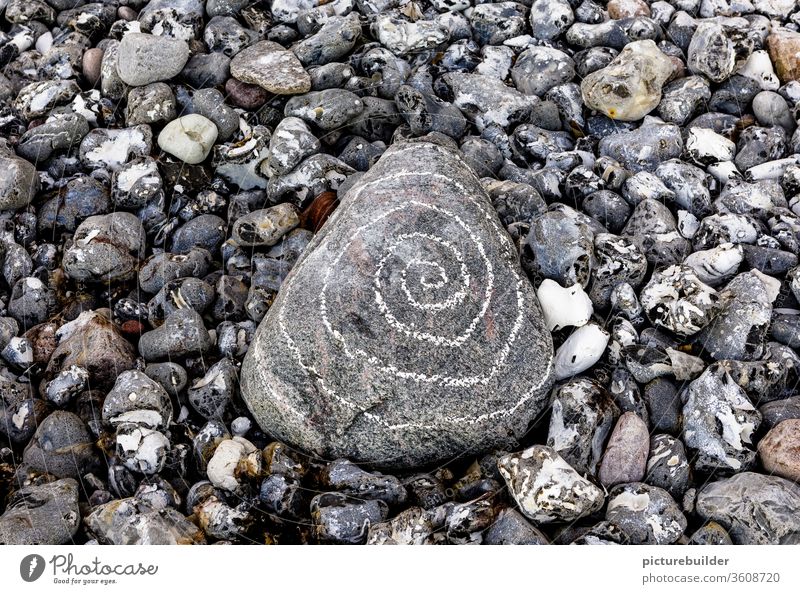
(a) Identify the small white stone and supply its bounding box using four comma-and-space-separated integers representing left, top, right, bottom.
735, 50, 780, 91
207, 436, 261, 492
536, 279, 593, 331
677, 210, 700, 239
157, 114, 218, 165
683, 243, 743, 287
231, 417, 252, 437
685, 127, 736, 164
707, 161, 741, 185
554, 323, 610, 380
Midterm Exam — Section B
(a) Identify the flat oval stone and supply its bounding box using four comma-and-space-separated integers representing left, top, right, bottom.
116, 33, 190, 87
598, 411, 649, 487
241, 141, 555, 468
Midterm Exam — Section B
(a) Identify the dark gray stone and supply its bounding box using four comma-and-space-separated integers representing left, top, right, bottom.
241, 142, 554, 469
0, 479, 80, 544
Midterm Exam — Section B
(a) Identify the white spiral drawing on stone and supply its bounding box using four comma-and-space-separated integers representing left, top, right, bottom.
274, 143, 554, 430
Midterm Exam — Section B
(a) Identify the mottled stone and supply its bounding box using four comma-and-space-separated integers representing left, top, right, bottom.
682, 365, 761, 473
758, 419, 800, 482
86, 498, 204, 545
598, 412, 649, 487
0, 479, 80, 545
498, 445, 605, 523
581, 40, 674, 121
606, 482, 687, 544
230, 40, 311, 94
116, 33, 190, 87
696, 472, 800, 544
547, 377, 619, 476
768, 29, 800, 83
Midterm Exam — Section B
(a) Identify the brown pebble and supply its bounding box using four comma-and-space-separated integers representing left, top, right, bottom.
225, 78, 270, 110
120, 320, 145, 337
24, 322, 59, 366
300, 191, 339, 232
82, 48, 104, 87
758, 419, 800, 482
768, 29, 800, 83
598, 412, 650, 487
607, 0, 650, 19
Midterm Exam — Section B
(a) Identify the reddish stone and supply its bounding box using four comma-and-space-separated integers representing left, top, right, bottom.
225, 78, 270, 110
300, 191, 339, 232
120, 319, 145, 337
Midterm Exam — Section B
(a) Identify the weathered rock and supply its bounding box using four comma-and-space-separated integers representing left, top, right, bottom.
241, 142, 554, 468
498, 445, 605, 523
547, 377, 619, 476
606, 482, 687, 544
696, 472, 800, 544
682, 365, 761, 473
0, 479, 80, 545
598, 412, 649, 487
768, 29, 800, 83
581, 40, 674, 121
230, 40, 311, 94
758, 419, 800, 482
22, 410, 98, 478
86, 498, 204, 545
639, 265, 720, 336
116, 33, 190, 87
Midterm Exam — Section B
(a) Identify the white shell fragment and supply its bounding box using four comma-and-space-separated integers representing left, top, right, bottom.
536, 279, 593, 331
554, 323, 610, 380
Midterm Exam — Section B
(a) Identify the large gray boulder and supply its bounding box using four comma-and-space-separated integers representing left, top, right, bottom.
241, 141, 554, 468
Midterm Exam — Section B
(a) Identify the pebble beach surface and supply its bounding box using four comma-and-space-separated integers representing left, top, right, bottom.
1, 0, 800, 546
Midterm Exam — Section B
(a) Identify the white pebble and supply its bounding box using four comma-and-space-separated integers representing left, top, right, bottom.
157, 114, 218, 165
207, 437, 261, 492
536, 279, 593, 331
553, 323, 610, 381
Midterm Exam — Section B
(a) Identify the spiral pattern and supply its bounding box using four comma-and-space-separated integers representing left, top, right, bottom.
263, 143, 554, 432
